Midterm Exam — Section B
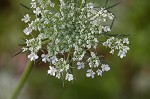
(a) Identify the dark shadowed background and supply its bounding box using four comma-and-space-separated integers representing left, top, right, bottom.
0, 0, 150, 99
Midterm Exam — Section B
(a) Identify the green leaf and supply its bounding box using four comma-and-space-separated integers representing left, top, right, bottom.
104, 34, 130, 37
105, 2, 120, 10
110, 18, 115, 29
19, 3, 32, 12
12, 50, 23, 58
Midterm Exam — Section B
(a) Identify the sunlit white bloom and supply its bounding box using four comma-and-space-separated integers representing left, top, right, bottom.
118, 50, 126, 58
77, 62, 84, 70
110, 49, 114, 54
22, 47, 28, 52
101, 64, 110, 72
94, 59, 100, 67
22, 14, 31, 23
25, 38, 41, 53
86, 69, 95, 78
91, 52, 96, 58
33, 7, 41, 15
28, 53, 38, 61
99, 8, 108, 17
88, 61, 93, 68
50, 3, 55, 7
48, 66, 57, 76
87, 3, 94, 9
38, 33, 46, 39
31, 1, 36, 8
108, 13, 114, 20
65, 73, 74, 81
96, 69, 102, 76
50, 56, 58, 64
41, 54, 50, 63
88, 52, 100, 68
103, 26, 111, 32
53, 58, 70, 73
122, 46, 130, 52
23, 27, 32, 35
123, 38, 129, 44
56, 72, 61, 79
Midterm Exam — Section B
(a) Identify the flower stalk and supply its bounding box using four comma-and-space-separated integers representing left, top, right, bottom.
11, 61, 34, 99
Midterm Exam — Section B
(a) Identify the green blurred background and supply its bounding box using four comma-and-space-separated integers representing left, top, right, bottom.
0, 0, 150, 99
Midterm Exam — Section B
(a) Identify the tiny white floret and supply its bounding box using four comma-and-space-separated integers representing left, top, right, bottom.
28, 53, 38, 61
23, 27, 32, 35
65, 73, 74, 81
77, 62, 85, 70
86, 69, 95, 78
22, 14, 31, 23
101, 64, 110, 72
41, 54, 50, 63
96, 69, 102, 76
48, 66, 57, 76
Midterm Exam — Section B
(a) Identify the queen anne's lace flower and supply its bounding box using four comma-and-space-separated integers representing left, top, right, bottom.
96, 69, 102, 76
41, 54, 50, 63
101, 64, 110, 72
77, 62, 85, 70
33, 7, 41, 15
48, 66, 57, 76
86, 69, 95, 78
50, 56, 58, 64
21, 0, 130, 81
22, 14, 31, 23
28, 53, 38, 61
103, 26, 111, 32
23, 27, 32, 35
65, 73, 74, 81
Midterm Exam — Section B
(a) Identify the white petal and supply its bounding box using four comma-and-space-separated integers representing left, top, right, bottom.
86, 73, 91, 77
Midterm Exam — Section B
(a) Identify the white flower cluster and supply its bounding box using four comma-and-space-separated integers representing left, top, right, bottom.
48, 58, 73, 81
103, 37, 130, 58
21, 0, 129, 81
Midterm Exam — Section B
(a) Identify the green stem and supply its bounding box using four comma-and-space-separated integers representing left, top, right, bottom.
11, 61, 34, 99
66, 51, 71, 63
80, 0, 83, 9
